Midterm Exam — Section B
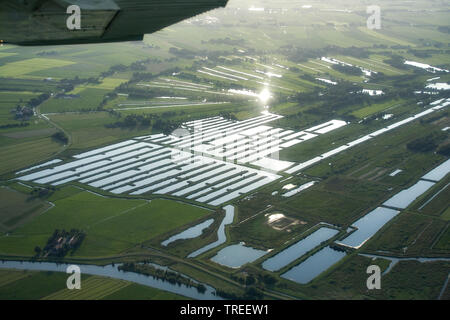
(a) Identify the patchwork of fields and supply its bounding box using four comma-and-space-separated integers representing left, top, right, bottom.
0, 269, 184, 300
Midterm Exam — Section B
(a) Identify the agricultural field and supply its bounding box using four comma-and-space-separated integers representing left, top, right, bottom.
0, 137, 62, 176
364, 212, 448, 256
40, 88, 110, 114
0, 0, 448, 301
0, 189, 211, 257
0, 58, 75, 77
0, 269, 184, 300
279, 254, 450, 300
0, 187, 52, 232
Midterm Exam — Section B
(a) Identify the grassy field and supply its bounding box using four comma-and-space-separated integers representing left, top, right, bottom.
277, 254, 450, 300
42, 276, 130, 300
69, 78, 128, 93
0, 187, 51, 232
373, 260, 450, 299
0, 270, 81, 300
364, 212, 448, 256
351, 100, 405, 119
0, 78, 60, 92
416, 183, 450, 218
434, 226, 450, 251
0, 189, 211, 257
74, 197, 212, 257
48, 111, 189, 151
0, 269, 30, 287
0, 137, 62, 175
40, 88, 109, 113
0, 269, 184, 300
282, 177, 390, 226
100, 282, 186, 300
0, 58, 75, 77
0, 91, 39, 125
48, 112, 152, 151
442, 208, 450, 221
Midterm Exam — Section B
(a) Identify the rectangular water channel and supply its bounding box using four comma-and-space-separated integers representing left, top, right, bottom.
262, 227, 339, 272
281, 246, 347, 285
336, 207, 400, 249
421, 159, 450, 182
383, 180, 435, 209
211, 243, 268, 269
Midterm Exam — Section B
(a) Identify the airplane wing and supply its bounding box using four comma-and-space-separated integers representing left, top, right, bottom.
0, 0, 229, 45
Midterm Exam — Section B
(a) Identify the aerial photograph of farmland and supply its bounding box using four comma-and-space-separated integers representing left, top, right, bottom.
0, 0, 449, 306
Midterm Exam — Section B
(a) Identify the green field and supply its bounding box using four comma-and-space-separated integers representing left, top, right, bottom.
365, 212, 448, 256
282, 177, 390, 226
442, 208, 450, 221
40, 88, 109, 113
42, 276, 131, 300
48, 112, 156, 151
0, 269, 184, 300
0, 187, 51, 232
0, 58, 75, 77
0, 91, 39, 125
351, 100, 405, 119
0, 270, 80, 300
418, 184, 450, 218
0, 189, 211, 257
434, 226, 450, 251
0, 137, 62, 175
280, 254, 450, 300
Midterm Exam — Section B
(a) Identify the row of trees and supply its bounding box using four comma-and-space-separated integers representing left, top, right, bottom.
105, 113, 181, 135
51, 132, 69, 144
99, 58, 160, 78
119, 262, 207, 294
280, 45, 371, 63
332, 64, 363, 76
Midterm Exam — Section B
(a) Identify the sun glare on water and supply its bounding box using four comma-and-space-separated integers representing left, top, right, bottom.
259, 88, 272, 104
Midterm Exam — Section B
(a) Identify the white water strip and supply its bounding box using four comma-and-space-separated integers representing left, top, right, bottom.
286, 99, 449, 174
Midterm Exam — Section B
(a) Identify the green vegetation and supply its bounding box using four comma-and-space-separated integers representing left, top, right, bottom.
278, 254, 450, 300
0, 137, 62, 176
40, 88, 109, 114
0, 270, 82, 300
365, 212, 448, 256
282, 177, 389, 226
101, 282, 186, 300
435, 226, 450, 250
0, 58, 75, 77
0, 189, 210, 257
413, 181, 450, 218
118, 262, 207, 293
0, 269, 184, 300
0, 0, 448, 300
229, 211, 310, 249
351, 100, 404, 119
42, 276, 130, 300
38, 229, 85, 258
0, 187, 51, 232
